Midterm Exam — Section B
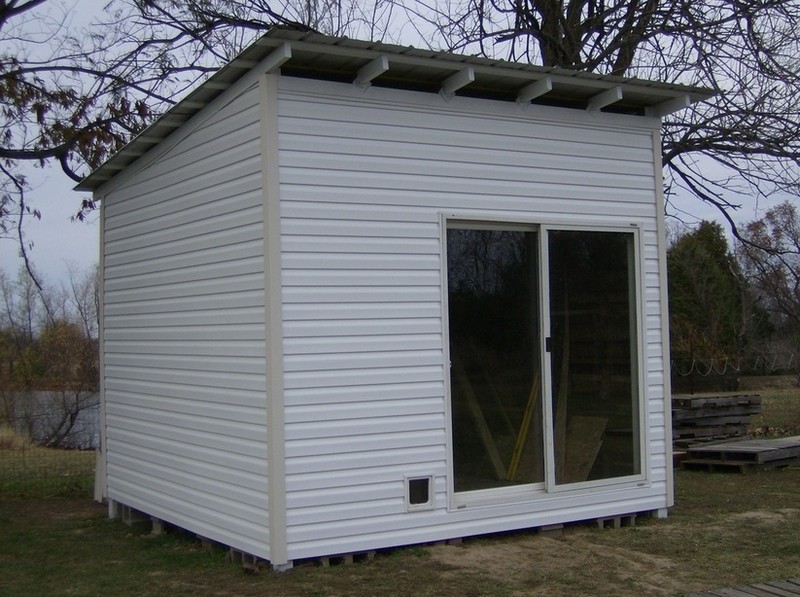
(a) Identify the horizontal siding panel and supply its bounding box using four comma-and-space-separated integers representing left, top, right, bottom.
108, 144, 261, 212
105, 353, 266, 375
281, 184, 655, 212
109, 451, 265, 508
281, 151, 654, 190
108, 428, 267, 475
284, 381, 445, 407
280, 134, 653, 174
284, 365, 443, 390
279, 96, 652, 151
284, 349, 443, 372
105, 308, 265, 327
287, 497, 403, 527
108, 413, 266, 456
281, 201, 439, 224
282, 218, 440, 239
105, 365, 266, 392
289, 481, 401, 509
283, 286, 441, 304
105, 386, 265, 420
108, 472, 265, 537
111, 440, 267, 493
283, 269, 440, 288
280, 111, 653, 158
284, 302, 442, 321
283, 252, 440, 271
104, 324, 265, 343
105, 235, 263, 277
285, 333, 442, 355
285, 397, 443, 424
286, 462, 447, 493
286, 445, 446, 475
281, 235, 440, 255
104, 273, 264, 303
104, 291, 264, 316
106, 378, 266, 410
104, 178, 261, 237
285, 429, 443, 459
281, 169, 655, 198
283, 318, 441, 337
105, 339, 264, 358
285, 413, 444, 441
105, 218, 263, 261
108, 401, 265, 442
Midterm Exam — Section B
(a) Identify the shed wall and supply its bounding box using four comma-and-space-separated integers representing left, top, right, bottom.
278, 77, 670, 560
100, 79, 270, 558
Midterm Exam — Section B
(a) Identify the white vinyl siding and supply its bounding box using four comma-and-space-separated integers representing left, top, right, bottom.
100, 80, 270, 559
278, 77, 669, 559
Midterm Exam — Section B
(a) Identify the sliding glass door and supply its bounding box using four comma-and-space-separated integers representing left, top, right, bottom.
447, 226, 544, 492
447, 223, 641, 497
547, 230, 640, 485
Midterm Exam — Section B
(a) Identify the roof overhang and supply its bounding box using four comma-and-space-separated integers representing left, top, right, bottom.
76, 27, 716, 192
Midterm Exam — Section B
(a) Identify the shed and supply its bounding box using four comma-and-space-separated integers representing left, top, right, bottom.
77, 27, 713, 569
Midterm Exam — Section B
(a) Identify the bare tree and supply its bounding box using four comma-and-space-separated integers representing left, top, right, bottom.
3, 0, 798, 273
400, 0, 800, 233
737, 201, 800, 332
0, 0, 171, 280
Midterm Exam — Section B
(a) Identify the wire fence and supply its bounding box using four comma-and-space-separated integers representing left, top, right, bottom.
671, 353, 800, 378
0, 426, 95, 498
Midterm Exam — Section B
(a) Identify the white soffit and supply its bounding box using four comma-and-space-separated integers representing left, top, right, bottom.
76, 27, 716, 192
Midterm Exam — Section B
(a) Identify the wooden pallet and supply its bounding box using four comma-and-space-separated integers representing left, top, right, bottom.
682, 436, 800, 473
673, 394, 762, 409
672, 393, 761, 445
686, 577, 800, 596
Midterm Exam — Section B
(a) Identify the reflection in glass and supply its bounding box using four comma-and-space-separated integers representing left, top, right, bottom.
548, 230, 640, 484
447, 228, 544, 492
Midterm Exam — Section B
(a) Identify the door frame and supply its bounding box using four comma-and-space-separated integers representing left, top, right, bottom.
440, 214, 650, 511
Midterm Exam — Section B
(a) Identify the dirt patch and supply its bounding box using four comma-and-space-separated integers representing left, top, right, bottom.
428, 530, 695, 596
727, 508, 800, 524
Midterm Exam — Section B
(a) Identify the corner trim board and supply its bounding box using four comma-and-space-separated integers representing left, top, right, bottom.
261, 72, 289, 566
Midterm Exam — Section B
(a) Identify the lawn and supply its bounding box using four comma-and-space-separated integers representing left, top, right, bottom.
2, 468, 799, 596
1, 386, 799, 596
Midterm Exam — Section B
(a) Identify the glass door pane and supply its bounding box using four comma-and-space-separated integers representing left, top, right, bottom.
447, 227, 544, 492
548, 230, 640, 485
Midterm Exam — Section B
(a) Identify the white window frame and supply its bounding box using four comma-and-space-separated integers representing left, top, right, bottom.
441, 215, 650, 511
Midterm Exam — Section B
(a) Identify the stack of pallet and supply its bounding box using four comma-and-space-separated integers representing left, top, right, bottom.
672, 393, 761, 448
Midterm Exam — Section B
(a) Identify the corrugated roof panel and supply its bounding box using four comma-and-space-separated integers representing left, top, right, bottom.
76, 26, 715, 192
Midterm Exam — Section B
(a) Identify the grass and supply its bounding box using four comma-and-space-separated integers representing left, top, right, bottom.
2, 469, 800, 596
751, 388, 800, 436
0, 425, 95, 498
1, 387, 799, 596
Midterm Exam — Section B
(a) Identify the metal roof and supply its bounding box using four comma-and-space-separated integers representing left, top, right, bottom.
77, 27, 716, 192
